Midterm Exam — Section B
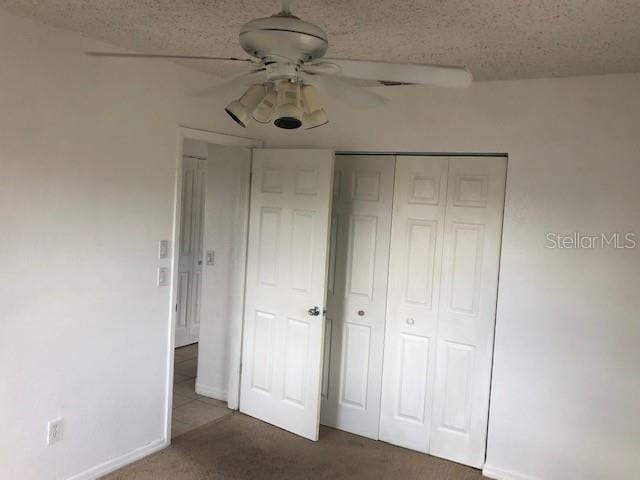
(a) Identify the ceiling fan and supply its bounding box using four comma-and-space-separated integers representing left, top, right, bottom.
86, 0, 472, 130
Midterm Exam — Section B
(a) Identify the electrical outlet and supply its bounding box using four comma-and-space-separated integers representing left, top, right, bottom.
47, 418, 64, 445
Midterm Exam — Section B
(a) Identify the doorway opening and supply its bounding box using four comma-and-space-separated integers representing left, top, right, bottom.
166, 128, 259, 441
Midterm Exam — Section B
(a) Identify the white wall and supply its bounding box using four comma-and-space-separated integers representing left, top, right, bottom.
261, 75, 640, 480
0, 10, 255, 480
182, 138, 209, 159
196, 144, 251, 401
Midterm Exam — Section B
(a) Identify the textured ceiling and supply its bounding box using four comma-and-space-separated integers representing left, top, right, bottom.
2, 0, 640, 81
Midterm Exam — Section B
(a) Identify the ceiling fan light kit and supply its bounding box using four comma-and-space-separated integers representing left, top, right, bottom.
224, 84, 267, 128
301, 85, 328, 129
85, 0, 473, 132
274, 81, 303, 129
251, 86, 278, 123
226, 82, 328, 130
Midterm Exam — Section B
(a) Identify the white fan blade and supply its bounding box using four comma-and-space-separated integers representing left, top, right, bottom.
303, 63, 384, 87
315, 58, 472, 88
85, 52, 256, 63
192, 68, 265, 97
302, 66, 387, 87
311, 74, 388, 108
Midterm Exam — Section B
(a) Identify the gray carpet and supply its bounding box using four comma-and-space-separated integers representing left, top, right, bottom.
103, 412, 486, 480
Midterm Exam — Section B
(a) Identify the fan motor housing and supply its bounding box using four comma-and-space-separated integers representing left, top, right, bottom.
240, 14, 328, 64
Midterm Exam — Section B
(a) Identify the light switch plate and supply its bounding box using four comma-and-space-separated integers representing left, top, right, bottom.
158, 240, 169, 259
47, 418, 64, 445
206, 250, 215, 266
157, 267, 169, 286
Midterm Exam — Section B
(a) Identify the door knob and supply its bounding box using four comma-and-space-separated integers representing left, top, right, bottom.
308, 306, 320, 316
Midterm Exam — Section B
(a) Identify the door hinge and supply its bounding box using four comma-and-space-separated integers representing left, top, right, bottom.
175, 303, 178, 313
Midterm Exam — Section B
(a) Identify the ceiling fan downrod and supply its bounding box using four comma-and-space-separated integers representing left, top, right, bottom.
280, 0, 292, 15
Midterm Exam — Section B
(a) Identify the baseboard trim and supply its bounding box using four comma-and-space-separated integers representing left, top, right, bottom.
195, 382, 228, 402
483, 464, 539, 480
67, 438, 167, 480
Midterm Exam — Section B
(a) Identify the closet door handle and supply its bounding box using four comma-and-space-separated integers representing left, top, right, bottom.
308, 306, 320, 316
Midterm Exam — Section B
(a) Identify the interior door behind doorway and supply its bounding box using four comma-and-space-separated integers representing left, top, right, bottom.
175, 155, 206, 348
240, 149, 335, 441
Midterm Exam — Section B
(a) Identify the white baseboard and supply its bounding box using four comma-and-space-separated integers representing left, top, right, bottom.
483, 464, 539, 480
195, 382, 228, 402
67, 438, 167, 480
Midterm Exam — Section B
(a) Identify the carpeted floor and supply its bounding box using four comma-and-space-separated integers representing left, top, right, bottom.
103, 412, 486, 480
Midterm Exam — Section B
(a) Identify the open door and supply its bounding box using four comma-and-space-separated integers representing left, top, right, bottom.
240, 149, 335, 441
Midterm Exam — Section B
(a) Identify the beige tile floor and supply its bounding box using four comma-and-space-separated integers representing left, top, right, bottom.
172, 343, 232, 439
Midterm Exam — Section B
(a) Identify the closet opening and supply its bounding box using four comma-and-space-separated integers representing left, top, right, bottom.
320, 153, 507, 469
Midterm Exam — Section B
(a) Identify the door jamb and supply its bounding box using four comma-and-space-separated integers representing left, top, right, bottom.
164, 126, 262, 445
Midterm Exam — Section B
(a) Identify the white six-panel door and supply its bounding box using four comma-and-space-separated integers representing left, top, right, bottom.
176, 155, 206, 348
320, 155, 394, 440
240, 149, 334, 441
379, 156, 449, 451
379, 156, 506, 468
429, 156, 506, 467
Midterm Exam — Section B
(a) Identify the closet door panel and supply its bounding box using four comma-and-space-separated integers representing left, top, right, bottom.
379, 156, 448, 452
321, 155, 394, 440
429, 156, 506, 467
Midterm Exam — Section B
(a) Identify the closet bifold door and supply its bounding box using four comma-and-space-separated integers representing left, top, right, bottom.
379, 156, 506, 468
379, 156, 449, 453
428, 156, 506, 467
320, 154, 394, 440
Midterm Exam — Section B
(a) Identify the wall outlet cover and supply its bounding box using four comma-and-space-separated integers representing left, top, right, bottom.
47, 418, 64, 445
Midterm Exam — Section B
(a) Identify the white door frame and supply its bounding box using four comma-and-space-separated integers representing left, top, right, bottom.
164, 126, 262, 444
